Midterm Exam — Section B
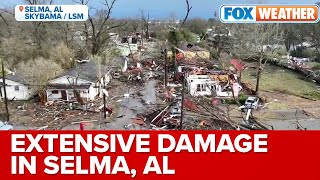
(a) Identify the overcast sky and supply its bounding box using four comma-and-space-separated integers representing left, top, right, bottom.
1, 0, 319, 19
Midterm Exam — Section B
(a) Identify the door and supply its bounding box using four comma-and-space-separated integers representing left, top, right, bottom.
61, 90, 67, 100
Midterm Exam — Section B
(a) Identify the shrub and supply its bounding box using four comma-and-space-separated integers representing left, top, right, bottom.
223, 98, 236, 104
239, 94, 248, 105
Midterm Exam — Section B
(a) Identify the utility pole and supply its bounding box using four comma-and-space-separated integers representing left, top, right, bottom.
180, 72, 186, 130
1, 60, 9, 122
164, 48, 168, 88
103, 76, 107, 119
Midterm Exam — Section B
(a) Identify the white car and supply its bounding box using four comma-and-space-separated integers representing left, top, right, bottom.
244, 96, 259, 109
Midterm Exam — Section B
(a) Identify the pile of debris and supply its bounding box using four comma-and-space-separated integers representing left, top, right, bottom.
13, 100, 106, 130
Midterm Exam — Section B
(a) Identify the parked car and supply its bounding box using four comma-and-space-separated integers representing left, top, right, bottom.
0, 121, 13, 130
244, 96, 259, 109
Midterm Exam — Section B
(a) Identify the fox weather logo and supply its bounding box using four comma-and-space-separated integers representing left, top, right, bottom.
219, 4, 319, 23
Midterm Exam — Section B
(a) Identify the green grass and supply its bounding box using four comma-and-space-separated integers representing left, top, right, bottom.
243, 65, 320, 100
267, 102, 290, 110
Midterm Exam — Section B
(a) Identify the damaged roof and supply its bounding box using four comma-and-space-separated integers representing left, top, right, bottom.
57, 60, 113, 82
180, 43, 207, 52
47, 83, 92, 90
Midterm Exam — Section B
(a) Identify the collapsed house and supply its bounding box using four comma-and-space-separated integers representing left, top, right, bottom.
116, 36, 140, 56
46, 60, 111, 102
185, 68, 241, 98
187, 75, 217, 96
167, 43, 211, 62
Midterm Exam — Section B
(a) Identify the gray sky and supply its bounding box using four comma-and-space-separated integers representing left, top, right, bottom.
1, 0, 319, 19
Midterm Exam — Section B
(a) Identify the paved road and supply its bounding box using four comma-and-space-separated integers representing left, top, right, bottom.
260, 119, 320, 130
104, 80, 157, 130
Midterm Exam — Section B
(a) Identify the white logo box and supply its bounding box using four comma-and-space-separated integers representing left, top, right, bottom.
15, 5, 88, 22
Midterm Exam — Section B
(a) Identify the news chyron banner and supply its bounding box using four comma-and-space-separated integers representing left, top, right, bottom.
220, 4, 319, 23
15, 5, 88, 21
0, 131, 320, 180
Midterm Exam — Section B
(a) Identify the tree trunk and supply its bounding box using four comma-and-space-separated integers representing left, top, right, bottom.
255, 62, 262, 95
74, 89, 85, 105
39, 90, 47, 105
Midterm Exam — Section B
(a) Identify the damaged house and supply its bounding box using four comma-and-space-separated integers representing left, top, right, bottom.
187, 75, 217, 96
168, 43, 211, 62
117, 36, 139, 56
46, 60, 111, 102
0, 73, 33, 100
187, 74, 240, 97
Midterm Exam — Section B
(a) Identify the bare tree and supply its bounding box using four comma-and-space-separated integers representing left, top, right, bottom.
24, 0, 54, 51
55, 22, 76, 49
0, 7, 14, 36
231, 24, 284, 95
140, 10, 150, 40
49, 42, 75, 69
74, 0, 125, 55
179, 0, 192, 31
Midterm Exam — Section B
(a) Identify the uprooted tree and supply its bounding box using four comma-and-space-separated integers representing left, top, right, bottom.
17, 57, 63, 104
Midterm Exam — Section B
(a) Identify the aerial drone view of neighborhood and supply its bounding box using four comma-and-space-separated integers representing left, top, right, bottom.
1, 0, 320, 131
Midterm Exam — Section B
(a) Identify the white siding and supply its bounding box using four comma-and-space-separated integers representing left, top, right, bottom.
188, 80, 216, 96
47, 89, 63, 100
47, 88, 95, 101
0, 79, 32, 100
46, 74, 111, 102
187, 75, 216, 97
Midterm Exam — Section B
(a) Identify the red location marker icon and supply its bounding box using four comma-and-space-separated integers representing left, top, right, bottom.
19, 6, 24, 12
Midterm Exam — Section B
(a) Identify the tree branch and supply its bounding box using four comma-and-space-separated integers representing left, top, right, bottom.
179, 0, 192, 31
73, 0, 89, 5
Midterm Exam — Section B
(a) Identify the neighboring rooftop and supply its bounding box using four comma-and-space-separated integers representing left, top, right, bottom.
3, 74, 26, 84
56, 60, 114, 82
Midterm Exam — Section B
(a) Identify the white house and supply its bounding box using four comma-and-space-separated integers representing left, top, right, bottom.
187, 75, 217, 96
46, 60, 111, 102
0, 74, 33, 100
186, 74, 235, 97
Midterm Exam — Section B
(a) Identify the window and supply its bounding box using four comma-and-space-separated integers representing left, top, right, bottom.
197, 84, 206, 92
52, 90, 59, 94
197, 84, 201, 91
210, 85, 216, 91
14, 86, 19, 91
